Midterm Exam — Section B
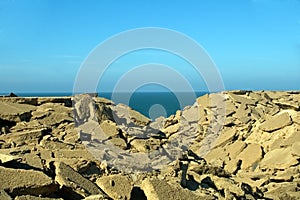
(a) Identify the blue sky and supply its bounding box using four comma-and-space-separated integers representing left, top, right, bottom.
0, 0, 299, 93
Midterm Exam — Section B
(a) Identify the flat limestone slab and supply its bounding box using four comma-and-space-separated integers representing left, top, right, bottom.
15, 195, 63, 200
260, 147, 299, 170
0, 166, 57, 196
141, 178, 212, 200
0, 153, 19, 164
237, 143, 263, 170
54, 162, 104, 198
96, 174, 133, 200
0, 102, 36, 122
259, 112, 292, 132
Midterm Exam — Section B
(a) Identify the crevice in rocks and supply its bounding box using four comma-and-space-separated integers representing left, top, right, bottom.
200, 176, 217, 190
57, 186, 85, 200
0, 118, 16, 134
130, 187, 147, 200
232, 160, 242, 175
186, 174, 201, 191
19, 111, 33, 122
43, 160, 56, 179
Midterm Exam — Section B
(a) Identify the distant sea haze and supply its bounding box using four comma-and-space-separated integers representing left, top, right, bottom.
6, 91, 208, 120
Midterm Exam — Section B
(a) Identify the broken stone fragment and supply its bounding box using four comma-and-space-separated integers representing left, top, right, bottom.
228, 93, 257, 105
208, 175, 245, 197
83, 194, 110, 200
0, 190, 12, 200
0, 166, 58, 197
260, 147, 299, 170
0, 153, 19, 164
96, 174, 133, 200
130, 138, 161, 152
15, 195, 63, 200
100, 120, 120, 139
106, 137, 127, 150
236, 143, 263, 170
259, 112, 292, 132
141, 178, 211, 200
182, 104, 200, 123
1, 128, 48, 147
161, 123, 180, 137
291, 142, 300, 157
54, 162, 105, 199
213, 128, 237, 148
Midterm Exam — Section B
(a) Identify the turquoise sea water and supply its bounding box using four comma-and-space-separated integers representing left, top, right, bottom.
2, 92, 208, 120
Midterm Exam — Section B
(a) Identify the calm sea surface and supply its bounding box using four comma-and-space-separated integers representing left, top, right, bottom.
3, 92, 208, 120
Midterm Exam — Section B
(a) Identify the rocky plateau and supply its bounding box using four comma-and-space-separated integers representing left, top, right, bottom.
0, 90, 300, 200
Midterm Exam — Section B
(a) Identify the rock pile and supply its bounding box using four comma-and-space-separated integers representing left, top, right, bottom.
0, 91, 299, 200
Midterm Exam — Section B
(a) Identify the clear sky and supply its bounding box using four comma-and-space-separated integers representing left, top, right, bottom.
0, 0, 299, 93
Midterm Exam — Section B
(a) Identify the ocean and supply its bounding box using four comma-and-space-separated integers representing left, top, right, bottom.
2, 91, 208, 120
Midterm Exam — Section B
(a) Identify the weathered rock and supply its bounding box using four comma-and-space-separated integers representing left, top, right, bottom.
53, 149, 95, 160
264, 182, 300, 200
54, 162, 104, 199
74, 94, 114, 124
228, 93, 257, 105
130, 138, 161, 152
99, 120, 120, 139
0, 153, 19, 164
224, 158, 240, 174
224, 141, 246, 159
1, 128, 48, 147
237, 143, 263, 170
141, 178, 210, 200
0, 91, 300, 199
213, 128, 237, 148
0, 166, 57, 197
0, 190, 12, 200
209, 175, 245, 197
37, 97, 72, 107
83, 194, 109, 200
128, 109, 150, 126
270, 131, 300, 150
40, 138, 74, 150
161, 123, 180, 137
106, 137, 127, 150
291, 141, 300, 157
15, 195, 63, 200
0, 102, 36, 122
182, 105, 200, 122
259, 112, 292, 132
96, 174, 133, 200
260, 147, 299, 170
273, 99, 300, 110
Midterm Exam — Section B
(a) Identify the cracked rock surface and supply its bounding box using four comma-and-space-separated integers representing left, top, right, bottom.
0, 91, 299, 199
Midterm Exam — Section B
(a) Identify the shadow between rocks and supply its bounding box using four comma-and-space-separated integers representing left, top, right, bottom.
130, 187, 147, 200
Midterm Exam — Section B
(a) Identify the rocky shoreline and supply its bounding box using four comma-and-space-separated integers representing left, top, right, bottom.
0, 91, 299, 200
